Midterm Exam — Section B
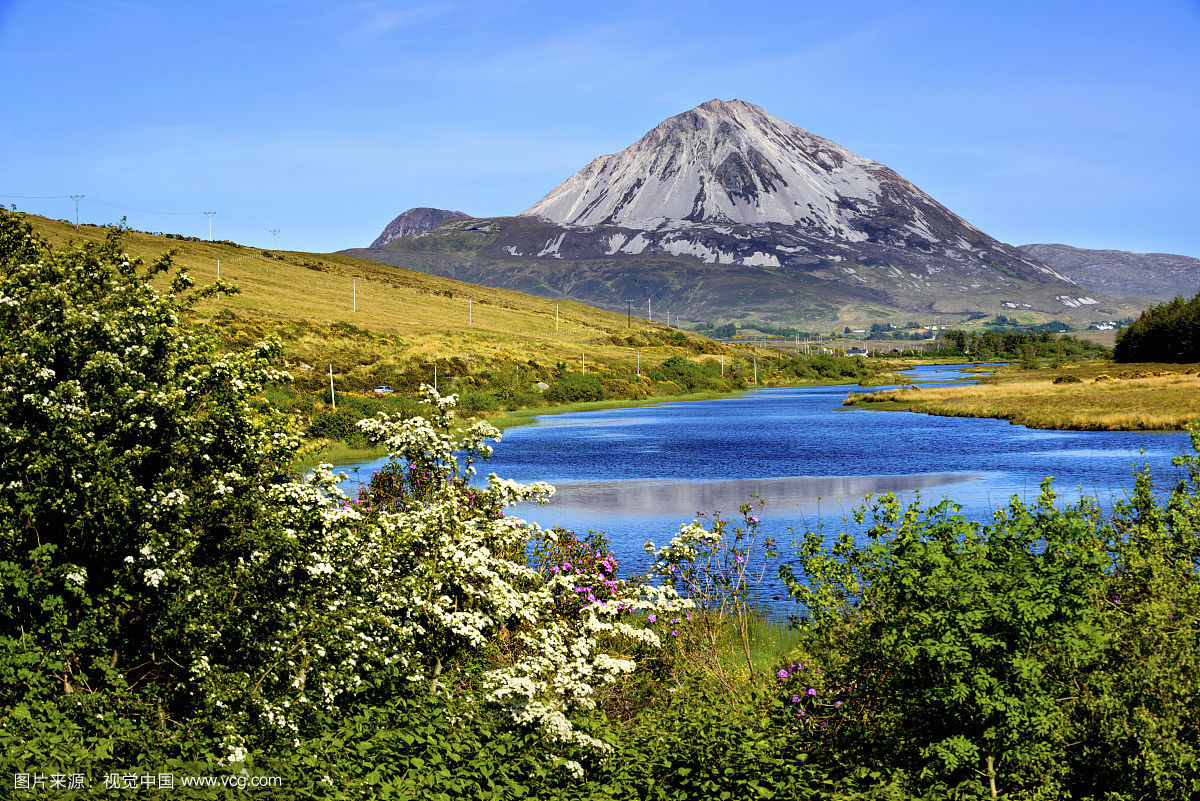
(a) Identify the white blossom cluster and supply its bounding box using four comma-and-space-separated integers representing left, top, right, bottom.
202, 386, 700, 757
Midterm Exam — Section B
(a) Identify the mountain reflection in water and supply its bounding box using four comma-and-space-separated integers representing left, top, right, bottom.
541, 473, 980, 516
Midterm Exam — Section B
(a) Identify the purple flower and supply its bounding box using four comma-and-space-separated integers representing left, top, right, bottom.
777, 669, 790, 680
647, 613, 657, 623
791, 695, 801, 703
807, 688, 817, 696
671, 629, 678, 636
736, 556, 744, 563
834, 701, 843, 708
750, 516, 759, 523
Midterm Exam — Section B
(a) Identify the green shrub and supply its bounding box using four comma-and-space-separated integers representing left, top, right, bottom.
546, 372, 604, 403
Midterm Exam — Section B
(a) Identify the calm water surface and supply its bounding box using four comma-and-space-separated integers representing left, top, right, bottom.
341, 364, 1192, 605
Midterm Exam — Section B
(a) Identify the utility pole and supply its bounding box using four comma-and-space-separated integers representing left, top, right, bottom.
216, 259, 220, 300
269, 228, 279, 248
648, 298, 652, 323
637, 350, 640, 377
754, 358, 758, 385
203, 211, 216, 240
625, 299, 633, 328
69, 194, 83, 227
582, 352, 586, 376
329, 365, 336, 409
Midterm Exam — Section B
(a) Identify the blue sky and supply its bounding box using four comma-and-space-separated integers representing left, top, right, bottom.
2, 0, 1198, 256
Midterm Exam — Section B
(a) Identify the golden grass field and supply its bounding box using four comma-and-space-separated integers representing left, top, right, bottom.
846, 362, 1200, 430
23, 213, 775, 378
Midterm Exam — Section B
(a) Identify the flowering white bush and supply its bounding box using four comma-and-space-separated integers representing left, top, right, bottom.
0, 212, 703, 769
347, 386, 696, 753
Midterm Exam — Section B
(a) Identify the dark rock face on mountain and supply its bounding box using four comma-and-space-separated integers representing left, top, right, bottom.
1018, 243, 1200, 303
371, 208, 471, 247
349, 101, 1132, 324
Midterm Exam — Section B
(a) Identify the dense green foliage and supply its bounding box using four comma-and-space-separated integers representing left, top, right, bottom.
1114, 291, 1200, 362
782, 439, 1200, 798
929, 328, 1110, 362
4, 208, 1199, 799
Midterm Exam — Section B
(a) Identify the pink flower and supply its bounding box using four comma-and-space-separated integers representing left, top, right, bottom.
647, 614, 657, 623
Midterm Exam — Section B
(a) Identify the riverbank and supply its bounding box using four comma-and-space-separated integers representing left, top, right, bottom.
481, 366, 928, 430
294, 361, 932, 467
484, 388, 750, 430
289, 391, 755, 468
845, 361, 1200, 430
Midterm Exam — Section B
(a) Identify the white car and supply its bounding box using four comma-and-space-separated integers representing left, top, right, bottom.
373, 385, 394, 394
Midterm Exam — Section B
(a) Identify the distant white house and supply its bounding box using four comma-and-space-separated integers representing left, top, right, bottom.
846, 347, 869, 356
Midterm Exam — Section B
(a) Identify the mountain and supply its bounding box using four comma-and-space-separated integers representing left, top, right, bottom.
347, 101, 1132, 325
1017, 243, 1200, 303
371, 207, 471, 247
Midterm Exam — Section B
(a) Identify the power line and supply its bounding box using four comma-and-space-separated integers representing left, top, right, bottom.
5, 192, 279, 247
88, 198, 205, 216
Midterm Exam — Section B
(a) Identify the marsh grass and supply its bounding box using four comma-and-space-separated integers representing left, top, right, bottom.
708, 611, 806, 675
846, 361, 1200, 430
291, 440, 390, 469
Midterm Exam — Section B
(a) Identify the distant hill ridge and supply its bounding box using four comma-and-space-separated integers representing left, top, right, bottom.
1017, 243, 1200, 303
371, 207, 471, 247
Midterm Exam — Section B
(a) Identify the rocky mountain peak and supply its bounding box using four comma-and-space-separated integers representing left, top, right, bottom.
521, 99, 884, 232
371, 207, 471, 247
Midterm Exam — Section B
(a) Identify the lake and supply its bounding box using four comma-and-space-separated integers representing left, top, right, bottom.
339, 364, 1193, 608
